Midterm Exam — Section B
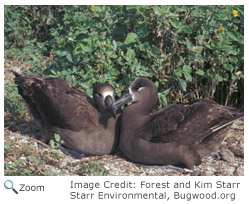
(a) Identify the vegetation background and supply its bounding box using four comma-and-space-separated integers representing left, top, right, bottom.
4, 5, 244, 122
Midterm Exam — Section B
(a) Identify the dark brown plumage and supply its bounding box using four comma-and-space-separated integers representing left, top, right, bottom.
111, 78, 243, 169
12, 71, 120, 155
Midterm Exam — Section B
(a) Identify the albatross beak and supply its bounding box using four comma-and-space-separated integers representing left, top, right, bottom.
104, 95, 114, 109
105, 95, 118, 119
109, 90, 133, 118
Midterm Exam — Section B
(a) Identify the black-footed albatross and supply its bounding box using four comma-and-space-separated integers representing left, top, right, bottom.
12, 71, 120, 156
111, 77, 243, 169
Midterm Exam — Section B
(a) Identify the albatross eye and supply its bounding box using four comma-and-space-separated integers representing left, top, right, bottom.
133, 86, 140, 91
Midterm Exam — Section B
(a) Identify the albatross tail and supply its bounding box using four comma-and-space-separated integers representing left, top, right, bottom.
211, 112, 244, 133
196, 112, 243, 158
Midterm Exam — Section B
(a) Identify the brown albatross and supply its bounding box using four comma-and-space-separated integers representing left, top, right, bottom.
110, 77, 243, 169
12, 71, 120, 156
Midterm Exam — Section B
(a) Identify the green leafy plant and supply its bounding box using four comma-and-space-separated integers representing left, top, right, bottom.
4, 82, 26, 122
4, 138, 63, 176
76, 161, 108, 176
4, 141, 12, 152
49, 133, 65, 149
5, 5, 244, 110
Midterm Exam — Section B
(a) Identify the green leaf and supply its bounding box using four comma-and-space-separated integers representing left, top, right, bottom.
66, 53, 73, 63
227, 31, 238, 41
222, 44, 238, 55
79, 43, 92, 53
50, 69, 57, 76
158, 88, 170, 105
43, 170, 56, 176
109, 68, 120, 76
16, 158, 26, 165
66, 74, 72, 83
174, 69, 182, 77
54, 133, 61, 142
186, 39, 194, 49
178, 79, 187, 92
183, 65, 192, 73
184, 72, 192, 82
54, 50, 67, 56
170, 18, 180, 28
138, 25, 148, 38
68, 37, 75, 42
112, 40, 117, 50
137, 70, 153, 77
203, 42, 212, 49
124, 33, 137, 44
4, 141, 11, 152
193, 46, 203, 54
125, 48, 135, 62
224, 64, 233, 71
155, 81, 159, 89
161, 88, 171, 96
232, 74, 237, 81
227, 30, 244, 42
229, 56, 238, 63
159, 94, 168, 106
215, 74, 223, 82
50, 140, 55, 148
181, 26, 192, 34
28, 156, 39, 164
223, 73, 230, 80
195, 69, 205, 76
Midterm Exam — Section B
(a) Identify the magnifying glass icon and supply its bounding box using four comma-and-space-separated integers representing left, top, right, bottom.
4, 180, 18, 194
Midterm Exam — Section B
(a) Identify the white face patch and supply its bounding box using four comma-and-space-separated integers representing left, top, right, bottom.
102, 91, 114, 100
129, 87, 135, 101
138, 87, 145, 91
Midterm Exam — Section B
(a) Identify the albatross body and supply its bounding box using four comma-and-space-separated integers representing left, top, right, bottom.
12, 71, 120, 156
111, 78, 243, 169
